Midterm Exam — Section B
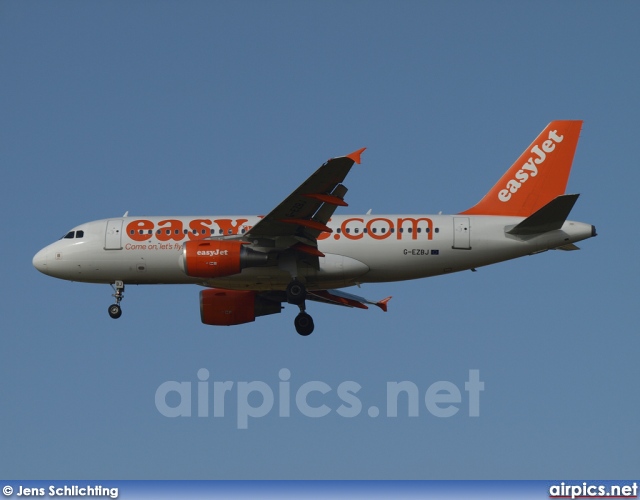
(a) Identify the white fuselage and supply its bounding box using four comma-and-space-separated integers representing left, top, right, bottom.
32, 214, 595, 291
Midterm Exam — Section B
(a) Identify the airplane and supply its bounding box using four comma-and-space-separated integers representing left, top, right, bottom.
33, 120, 596, 336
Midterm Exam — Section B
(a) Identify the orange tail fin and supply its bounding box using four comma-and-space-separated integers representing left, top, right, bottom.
460, 120, 583, 217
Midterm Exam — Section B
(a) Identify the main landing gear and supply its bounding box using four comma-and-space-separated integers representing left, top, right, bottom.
287, 279, 314, 336
108, 280, 124, 319
294, 311, 314, 336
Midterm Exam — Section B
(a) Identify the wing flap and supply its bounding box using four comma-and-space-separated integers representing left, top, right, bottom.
303, 193, 348, 207
554, 243, 580, 251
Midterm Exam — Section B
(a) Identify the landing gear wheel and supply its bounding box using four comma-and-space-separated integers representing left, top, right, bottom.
286, 279, 307, 305
108, 304, 122, 319
108, 281, 125, 319
294, 312, 314, 336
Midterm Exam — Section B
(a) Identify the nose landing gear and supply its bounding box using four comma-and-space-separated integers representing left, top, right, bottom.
287, 280, 314, 336
108, 280, 125, 319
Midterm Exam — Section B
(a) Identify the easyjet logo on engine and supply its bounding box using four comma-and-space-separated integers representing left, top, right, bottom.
498, 129, 564, 202
197, 249, 229, 257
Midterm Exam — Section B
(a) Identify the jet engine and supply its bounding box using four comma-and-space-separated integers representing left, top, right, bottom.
200, 289, 282, 326
180, 240, 268, 278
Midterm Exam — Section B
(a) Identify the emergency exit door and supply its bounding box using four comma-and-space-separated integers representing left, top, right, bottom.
452, 217, 471, 249
105, 220, 123, 250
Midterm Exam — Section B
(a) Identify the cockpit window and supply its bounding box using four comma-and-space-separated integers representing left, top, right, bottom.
61, 230, 84, 239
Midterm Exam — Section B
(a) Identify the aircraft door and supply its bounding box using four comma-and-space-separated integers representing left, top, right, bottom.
452, 217, 471, 249
105, 220, 123, 250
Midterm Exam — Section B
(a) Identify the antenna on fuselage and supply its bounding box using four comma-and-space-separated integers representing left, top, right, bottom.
123, 211, 129, 217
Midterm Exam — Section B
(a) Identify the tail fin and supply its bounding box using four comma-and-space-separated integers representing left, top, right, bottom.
460, 120, 583, 217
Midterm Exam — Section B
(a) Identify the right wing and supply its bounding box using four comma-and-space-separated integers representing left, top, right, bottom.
245, 148, 366, 245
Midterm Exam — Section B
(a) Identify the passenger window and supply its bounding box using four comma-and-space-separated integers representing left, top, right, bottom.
372, 228, 377, 234
435, 228, 439, 233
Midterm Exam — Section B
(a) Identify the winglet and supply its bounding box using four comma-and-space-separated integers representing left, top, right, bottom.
375, 296, 392, 312
346, 147, 366, 165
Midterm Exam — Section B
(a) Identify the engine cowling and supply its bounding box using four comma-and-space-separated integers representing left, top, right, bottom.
180, 240, 267, 278
200, 289, 282, 326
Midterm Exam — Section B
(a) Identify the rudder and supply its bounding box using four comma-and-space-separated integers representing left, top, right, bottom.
460, 120, 583, 217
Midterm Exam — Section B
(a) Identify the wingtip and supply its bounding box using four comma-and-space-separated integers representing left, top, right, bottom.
375, 296, 392, 312
346, 147, 366, 165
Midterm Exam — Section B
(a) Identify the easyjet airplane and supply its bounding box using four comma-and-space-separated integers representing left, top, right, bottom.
33, 121, 595, 335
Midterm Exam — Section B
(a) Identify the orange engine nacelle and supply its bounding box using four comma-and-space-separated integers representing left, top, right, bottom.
180, 240, 268, 278
199, 289, 282, 326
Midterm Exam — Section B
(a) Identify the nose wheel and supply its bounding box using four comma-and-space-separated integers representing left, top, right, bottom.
108, 303, 122, 319
108, 280, 125, 319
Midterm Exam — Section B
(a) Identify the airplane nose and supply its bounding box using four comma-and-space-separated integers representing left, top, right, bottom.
33, 248, 48, 274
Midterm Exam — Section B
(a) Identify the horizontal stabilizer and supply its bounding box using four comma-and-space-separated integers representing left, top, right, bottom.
507, 194, 579, 236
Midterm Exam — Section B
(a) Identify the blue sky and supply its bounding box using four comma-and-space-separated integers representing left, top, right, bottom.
1, 1, 638, 479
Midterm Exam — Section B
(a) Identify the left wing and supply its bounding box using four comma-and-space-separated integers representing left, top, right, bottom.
307, 289, 392, 312
257, 289, 391, 312
245, 148, 366, 247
